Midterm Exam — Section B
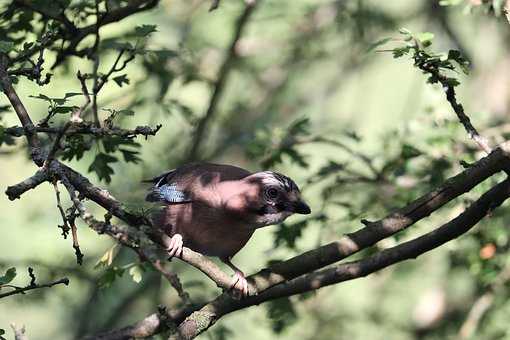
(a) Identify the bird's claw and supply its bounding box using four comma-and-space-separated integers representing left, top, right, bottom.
230, 270, 249, 298
166, 233, 183, 258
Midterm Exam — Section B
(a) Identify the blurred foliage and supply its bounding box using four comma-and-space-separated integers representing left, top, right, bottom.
1, 0, 510, 340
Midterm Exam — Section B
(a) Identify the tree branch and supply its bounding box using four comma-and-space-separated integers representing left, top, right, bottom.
171, 177, 510, 339
13, 0, 76, 32
0, 55, 45, 165
0, 277, 69, 299
5, 168, 49, 200
415, 53, 492, 154
4, 124, 163, 139
90, 141, 510, 339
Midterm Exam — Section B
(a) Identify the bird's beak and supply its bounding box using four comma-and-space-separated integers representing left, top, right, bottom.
292, 200, 311, 214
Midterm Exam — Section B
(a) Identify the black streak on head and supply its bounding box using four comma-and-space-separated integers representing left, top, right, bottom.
270, 172, 299, 192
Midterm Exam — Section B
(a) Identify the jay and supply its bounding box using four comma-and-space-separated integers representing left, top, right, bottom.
145, 163, 311, 296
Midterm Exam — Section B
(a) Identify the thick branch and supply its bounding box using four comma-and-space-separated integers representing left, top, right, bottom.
5, 124, 163, 138
13, 0, 76, 32
173, 177, 510, 339
0, 56, 45, 165
5, 168, 49, 200
52, 162, 149, 226
92, 142, 510, 340
247, 142, 510, 294
8, 0, 160, 67
84, 305, 198, 340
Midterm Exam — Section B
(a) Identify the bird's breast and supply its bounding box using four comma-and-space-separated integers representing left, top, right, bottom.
161, 200, 254, 258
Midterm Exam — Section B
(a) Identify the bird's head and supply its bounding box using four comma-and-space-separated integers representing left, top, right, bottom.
242, 171, 311, 228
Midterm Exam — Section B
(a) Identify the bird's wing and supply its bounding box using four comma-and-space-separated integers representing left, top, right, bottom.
144, 163, 252, 204
145, 169, 192, 203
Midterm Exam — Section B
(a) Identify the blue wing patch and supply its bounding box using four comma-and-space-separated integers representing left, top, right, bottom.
146, 183, 191, 203
159, 183, 190, 203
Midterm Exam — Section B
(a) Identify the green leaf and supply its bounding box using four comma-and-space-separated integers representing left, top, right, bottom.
209, 325, 233, 340
444, 77, 460, 87
29, 93, 51, 102
102, 40, 134, 51
273, 220, 309, 249
62, 135, 88, 161
113, 74, 130, 87
88, 153, 118, 183
448, 49, 470, 74
98, 266, 125, 289
94, 245, 119, 269
134, 24, 158, 37
416, 32, 434, 46
401, 144, 422, 159
128, 265, 144, 283
399, 27, 412, 35
0, 105, 10, 114
0, 125, 15, 146
22, 42, 34, 51
53, 106, 74, 114
64, 92, 82, 99
366, 37, 392, 53
0, 40, 14, 53
316, 160, 345, 178
120, 149, 141, 164
0, 267, 17, 285
102, 136, 140, 153
392, 46, 411, 58
117, 109, 134, 116
265, 297, 298, 334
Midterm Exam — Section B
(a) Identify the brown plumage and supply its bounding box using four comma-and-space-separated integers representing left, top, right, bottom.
145, 163, 310, 296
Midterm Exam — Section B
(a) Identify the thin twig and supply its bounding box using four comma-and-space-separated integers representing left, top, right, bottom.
68, 208, 84, 265
416, 57, 492, 154
76, 70, 91, 121
52, 180, 71, 238
443, 85, 492, 154
0, 277, 69, 299
45, 122, 72, 164
150, 259, 191, 305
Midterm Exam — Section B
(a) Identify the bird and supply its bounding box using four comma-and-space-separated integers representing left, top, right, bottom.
145, 163, 311, 296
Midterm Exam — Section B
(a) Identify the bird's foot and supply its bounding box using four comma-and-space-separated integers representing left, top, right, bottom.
166, 233, 183, 258
230, 270, 249, 298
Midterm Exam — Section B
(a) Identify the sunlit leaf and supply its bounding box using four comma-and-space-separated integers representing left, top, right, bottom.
0, 267, 16, 285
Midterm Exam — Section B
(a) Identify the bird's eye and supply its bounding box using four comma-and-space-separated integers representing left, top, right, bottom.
266, 187, 279, 199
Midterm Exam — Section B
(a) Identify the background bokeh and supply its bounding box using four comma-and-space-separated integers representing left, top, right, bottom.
1, 1, 510, 339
